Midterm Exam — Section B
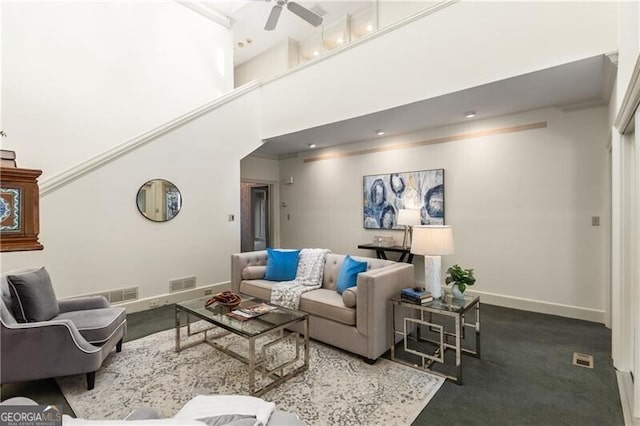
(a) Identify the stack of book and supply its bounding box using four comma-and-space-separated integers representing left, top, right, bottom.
1, 150, 16, 168
401, 287, 433, 304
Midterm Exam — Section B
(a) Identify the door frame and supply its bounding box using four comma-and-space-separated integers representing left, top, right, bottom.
241, 179, 280, 250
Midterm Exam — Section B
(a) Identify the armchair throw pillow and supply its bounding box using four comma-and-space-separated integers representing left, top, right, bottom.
336, 255, 368, 294
264, 249, 300, 281
6, 267, 59, 322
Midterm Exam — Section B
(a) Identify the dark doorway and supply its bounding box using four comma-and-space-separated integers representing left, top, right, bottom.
241, 183, 271, 252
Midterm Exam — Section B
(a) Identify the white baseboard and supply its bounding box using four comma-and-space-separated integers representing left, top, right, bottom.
465, 289, 606, 323
617, 370, 635, 426
119, 281, 230, 313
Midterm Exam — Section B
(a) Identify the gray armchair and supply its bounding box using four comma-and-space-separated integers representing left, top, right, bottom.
0, 269, 127, 390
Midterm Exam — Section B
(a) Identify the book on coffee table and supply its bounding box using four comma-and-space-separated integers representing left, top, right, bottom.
226, 303, 277, 321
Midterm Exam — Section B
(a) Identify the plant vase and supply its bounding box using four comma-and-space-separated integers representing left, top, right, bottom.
451, 284, 465, 299
445, 264, 475, 300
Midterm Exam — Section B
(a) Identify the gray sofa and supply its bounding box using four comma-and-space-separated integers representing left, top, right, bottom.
231, 250, 414, 362
0, 268, 127, 390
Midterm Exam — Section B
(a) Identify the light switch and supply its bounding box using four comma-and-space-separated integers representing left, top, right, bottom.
228, 214, 235, 222
591, 216, 600, 226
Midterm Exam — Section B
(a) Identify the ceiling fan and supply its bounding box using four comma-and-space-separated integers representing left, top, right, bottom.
262, 0, 323, 31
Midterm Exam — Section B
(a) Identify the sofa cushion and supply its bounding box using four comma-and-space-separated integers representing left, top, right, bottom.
6, 267, 59, 322
336, 256, 367, 294
342, 287, 357, 308
299, 289, 355, 326
264, 249, 300, 281
240, 280, 275, 301
54, 307, 126, 345
242, 266, 266, 280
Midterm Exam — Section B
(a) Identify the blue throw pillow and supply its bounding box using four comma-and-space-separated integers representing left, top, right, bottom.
336, 255, 368, 294
264, 248, 301, 281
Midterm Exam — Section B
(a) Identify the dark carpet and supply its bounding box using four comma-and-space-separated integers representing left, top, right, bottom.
0, 304, 623, 425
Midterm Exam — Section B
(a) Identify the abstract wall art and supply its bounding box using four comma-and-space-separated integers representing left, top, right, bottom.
363, 169, 444, 229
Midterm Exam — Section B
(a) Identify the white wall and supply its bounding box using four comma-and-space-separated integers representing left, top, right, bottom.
616, 1, 639, 111
2, 1, 233, 177
0, 0, 249, 300
241, 155, 280, 182
261, 1, 617, 140
234, 40, 294, 87
1, 91, 262, 299
377, 1, 437, 28
278, 106, 610, 322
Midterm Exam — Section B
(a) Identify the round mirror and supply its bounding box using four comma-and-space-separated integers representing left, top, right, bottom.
136, 179, 182, 222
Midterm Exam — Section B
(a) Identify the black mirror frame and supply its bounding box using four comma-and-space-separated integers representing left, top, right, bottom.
136, 179, 182, 223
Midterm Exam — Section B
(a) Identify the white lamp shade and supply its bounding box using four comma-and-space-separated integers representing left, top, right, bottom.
397, 209, 421, 226
410, 225, 455, 255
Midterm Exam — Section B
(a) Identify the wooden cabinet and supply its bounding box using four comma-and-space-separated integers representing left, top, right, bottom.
0, 167, 43, 252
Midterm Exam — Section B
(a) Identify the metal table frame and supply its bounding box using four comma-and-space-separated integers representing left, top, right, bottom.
175, 301, 309, 396
390, 295, 480, 385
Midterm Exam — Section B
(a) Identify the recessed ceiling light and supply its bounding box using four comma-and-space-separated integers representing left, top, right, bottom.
375, 129, 385, 136
366, 24, 373, 32
312, 50, 320, 57
308, 143, 317, 149
237, 42, 245, 48
246, 38, 253, 44
465, 111, 477, 118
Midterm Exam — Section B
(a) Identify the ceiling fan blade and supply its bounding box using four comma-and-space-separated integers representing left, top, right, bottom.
287, 1, 323, 27
264, 4, 283, 31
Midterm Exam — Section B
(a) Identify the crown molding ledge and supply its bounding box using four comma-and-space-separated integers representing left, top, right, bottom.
615, 53, 640, 134
40, 81, 261, 197
175, 1, 231, 28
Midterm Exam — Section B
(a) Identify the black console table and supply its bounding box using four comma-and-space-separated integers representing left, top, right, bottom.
357, 244, 414, 263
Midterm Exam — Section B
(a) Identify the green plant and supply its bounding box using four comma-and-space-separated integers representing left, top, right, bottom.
445, 264, 476, 293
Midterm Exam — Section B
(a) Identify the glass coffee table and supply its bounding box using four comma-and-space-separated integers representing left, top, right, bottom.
175, 294, 309, 396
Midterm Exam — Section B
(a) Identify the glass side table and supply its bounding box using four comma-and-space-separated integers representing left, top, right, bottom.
389, 293, 480, 385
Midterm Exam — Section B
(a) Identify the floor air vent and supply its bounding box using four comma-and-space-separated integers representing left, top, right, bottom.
573, 352, 594, 369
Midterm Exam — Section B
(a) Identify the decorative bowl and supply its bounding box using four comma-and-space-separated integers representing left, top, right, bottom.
205, 291, 241, 308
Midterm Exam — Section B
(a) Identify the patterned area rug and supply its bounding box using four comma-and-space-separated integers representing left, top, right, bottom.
58, 326, 443, 425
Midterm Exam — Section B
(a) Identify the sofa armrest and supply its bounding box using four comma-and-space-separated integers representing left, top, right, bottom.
1, 319, 103, 383
230, 251, 268, 293
355, 263, 414, 359
58, 295, 110, 313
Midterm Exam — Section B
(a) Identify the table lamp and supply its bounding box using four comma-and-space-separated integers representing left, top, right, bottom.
410, 225, 454, 299
397, 209, 421, 248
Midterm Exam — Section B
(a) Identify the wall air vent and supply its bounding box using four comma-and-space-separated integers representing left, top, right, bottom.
169, 276, 197, 293
123, 287, 138, 302
93, 287, 138, 304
